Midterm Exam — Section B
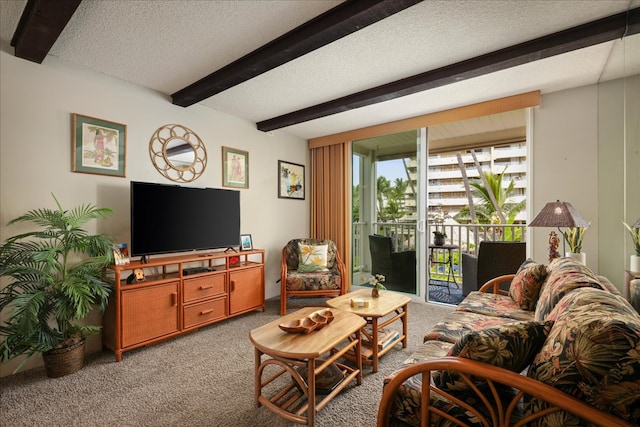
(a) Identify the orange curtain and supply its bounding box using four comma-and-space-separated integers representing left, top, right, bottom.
310, 142, 351, 290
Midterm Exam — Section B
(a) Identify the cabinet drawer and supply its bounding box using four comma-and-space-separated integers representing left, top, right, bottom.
184, 297, 227, 328
183, 273, 226, 303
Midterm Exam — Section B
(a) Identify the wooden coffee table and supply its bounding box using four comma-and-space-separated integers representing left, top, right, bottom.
249, 307, 365, 426
327, 289, 411, 373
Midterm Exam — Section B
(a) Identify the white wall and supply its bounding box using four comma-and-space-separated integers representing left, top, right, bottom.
0, 50, 310, 375
530, 77, 639, 285
530, 85, 600, 268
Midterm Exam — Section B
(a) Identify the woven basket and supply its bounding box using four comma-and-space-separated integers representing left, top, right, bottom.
42, 338, 85, 378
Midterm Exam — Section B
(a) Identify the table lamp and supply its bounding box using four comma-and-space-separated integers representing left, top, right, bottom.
529, 200, 589, 263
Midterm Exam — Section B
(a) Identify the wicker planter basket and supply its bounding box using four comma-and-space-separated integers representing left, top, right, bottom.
42, 338, 85, 378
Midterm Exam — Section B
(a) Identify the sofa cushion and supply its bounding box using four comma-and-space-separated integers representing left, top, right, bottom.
534, 257, 603, 321
297, 243, 328, 272
424, 310, 523, 344
527, 288, 640, 424
433, 320, 553, 392
597, 275, 622, 295
284, 270, 342, 291
403, 339, 454, 366
457, 291, 535, 321
509, 262, 547, 310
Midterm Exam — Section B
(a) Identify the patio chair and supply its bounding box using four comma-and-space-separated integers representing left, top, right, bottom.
462, 241, 526, 296
369, 235, 416, 293
280, 238, 346, 315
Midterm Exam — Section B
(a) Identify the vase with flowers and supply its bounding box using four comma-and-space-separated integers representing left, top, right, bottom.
369, 274, 386, 298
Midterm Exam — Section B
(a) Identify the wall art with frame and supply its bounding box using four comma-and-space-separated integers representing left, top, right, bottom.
72, 113, 126, 177
278, 160, 304, 200
240, 234, 253, 251
222, 146, 249, 189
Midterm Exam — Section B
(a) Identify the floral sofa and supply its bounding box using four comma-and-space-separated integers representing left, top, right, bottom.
377, 257, 640, 426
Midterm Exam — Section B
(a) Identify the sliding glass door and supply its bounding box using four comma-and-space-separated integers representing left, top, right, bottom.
351, 130, 426, 297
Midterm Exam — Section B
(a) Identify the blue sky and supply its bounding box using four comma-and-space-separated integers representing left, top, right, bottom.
353, 156, 406, 186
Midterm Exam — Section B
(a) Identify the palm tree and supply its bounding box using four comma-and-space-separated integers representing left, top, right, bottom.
454, 168, 525, 224
376, 176, 391, 221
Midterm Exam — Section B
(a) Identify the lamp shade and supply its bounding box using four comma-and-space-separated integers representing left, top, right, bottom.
529, 200, 589, 228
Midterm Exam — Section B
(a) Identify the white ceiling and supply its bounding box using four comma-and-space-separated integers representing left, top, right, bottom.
1, 0, 638, 141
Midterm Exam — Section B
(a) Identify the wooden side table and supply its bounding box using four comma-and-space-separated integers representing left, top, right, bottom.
327, 289, 411, 373
249, 307, 365, 426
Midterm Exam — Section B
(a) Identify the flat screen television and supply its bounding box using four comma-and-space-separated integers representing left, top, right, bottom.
130, 181, 240, 258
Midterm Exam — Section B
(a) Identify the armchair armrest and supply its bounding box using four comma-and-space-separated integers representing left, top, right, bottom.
377, 358, 632, 427
478, 274, 516, 295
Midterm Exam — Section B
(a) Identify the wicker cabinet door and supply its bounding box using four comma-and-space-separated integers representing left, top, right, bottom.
229, 266, 264, 315
121, 282, 179, 348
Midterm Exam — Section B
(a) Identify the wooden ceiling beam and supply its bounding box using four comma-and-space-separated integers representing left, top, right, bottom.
10, 0, 82, 64
171, 0, 421, 107
258, 7, 640, 132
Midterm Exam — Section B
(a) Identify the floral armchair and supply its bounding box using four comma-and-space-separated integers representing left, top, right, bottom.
280, 238, 346, 315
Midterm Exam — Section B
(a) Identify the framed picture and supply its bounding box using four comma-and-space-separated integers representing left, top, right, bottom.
222, 146, 249, 189
72, 113, 126, 177
113, 243, 130, 266
240, 234, 253, 251
278, 160, 305, 200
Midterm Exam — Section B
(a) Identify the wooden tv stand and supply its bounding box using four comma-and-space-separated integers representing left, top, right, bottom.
103, 249, 265, 361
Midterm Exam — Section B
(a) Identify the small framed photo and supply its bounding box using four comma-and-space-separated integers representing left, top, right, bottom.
278, 160, 305, 200
113, 243, 130, 266
240, 234, 253, 251
222, 146, 249, 189
72, 113, 126, 177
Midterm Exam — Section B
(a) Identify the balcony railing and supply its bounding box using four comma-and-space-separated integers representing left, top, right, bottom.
353, 221, 527, 283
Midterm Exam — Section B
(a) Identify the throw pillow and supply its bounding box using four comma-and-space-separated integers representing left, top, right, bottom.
509, 263, 548, 311
297, 243, 329, 272
432, 320, 553, 392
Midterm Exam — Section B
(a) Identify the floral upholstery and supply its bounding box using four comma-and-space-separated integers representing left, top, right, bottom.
508, 262, 547, 310
526, 287, 640, 424
423, 310, 524, 344
534, 257, 604, 321
382, 255, 634, 427
402, 340, 454, 366
280, 238, 346, 315
433, 320, 553, 392
385, 338, 509, 427
457, 291, 535, 321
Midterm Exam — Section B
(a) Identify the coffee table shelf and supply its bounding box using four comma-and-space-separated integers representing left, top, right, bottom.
250, 307, 365, 426
327, 289, 411, 373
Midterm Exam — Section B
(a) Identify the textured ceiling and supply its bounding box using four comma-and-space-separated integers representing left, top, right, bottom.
1, 0, 639, 140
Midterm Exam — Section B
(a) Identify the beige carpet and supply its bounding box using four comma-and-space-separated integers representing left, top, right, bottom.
0, 296, 454, 427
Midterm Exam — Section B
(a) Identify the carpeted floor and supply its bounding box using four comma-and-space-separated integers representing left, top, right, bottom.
0, 296, 454, 427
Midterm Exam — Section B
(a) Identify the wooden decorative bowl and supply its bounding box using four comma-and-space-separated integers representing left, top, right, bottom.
278, 309, 334, 334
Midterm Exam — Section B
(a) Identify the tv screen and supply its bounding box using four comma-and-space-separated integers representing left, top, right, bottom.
130, 181, 240, 257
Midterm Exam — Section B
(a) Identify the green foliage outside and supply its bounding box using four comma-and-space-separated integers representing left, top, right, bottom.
454, 168, 525, 241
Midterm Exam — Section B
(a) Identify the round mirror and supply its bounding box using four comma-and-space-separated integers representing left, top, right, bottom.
149, 124, 207, 182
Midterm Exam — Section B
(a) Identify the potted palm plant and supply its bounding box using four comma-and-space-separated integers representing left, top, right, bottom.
0, 195, 115, 377
623, 219, 640, 273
